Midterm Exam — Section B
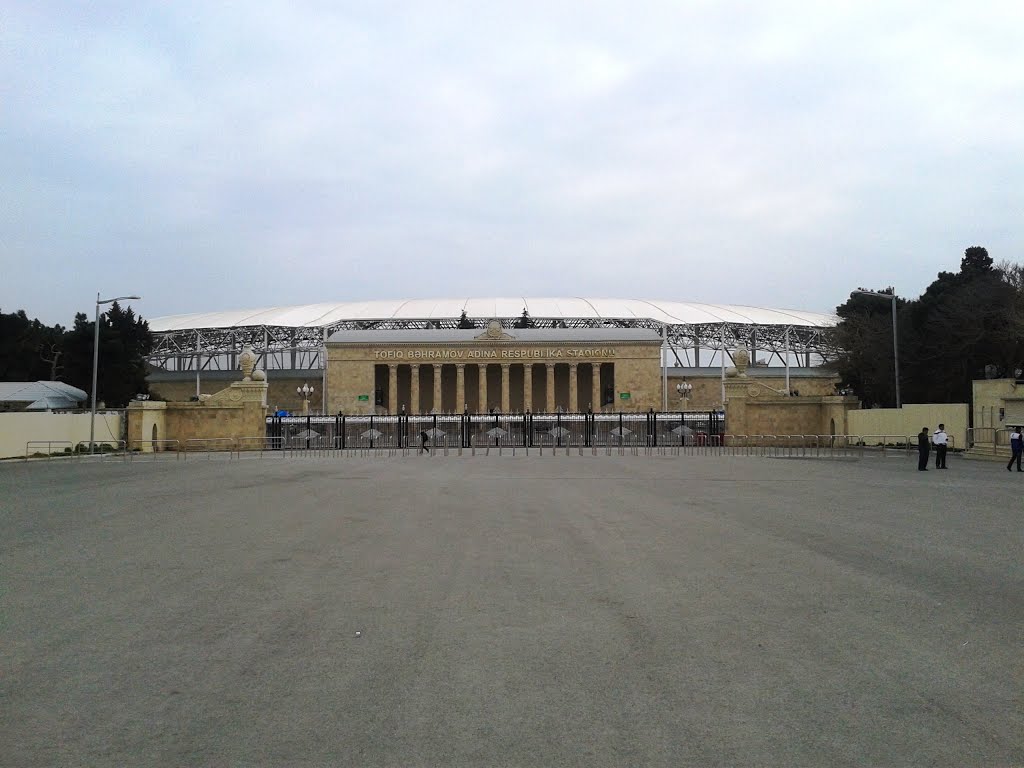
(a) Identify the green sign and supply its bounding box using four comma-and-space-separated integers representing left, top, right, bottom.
357, 394, 370, 402
619, 392, 631, 400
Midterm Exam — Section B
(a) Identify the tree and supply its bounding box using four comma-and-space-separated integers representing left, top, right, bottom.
830, 289, 906, 407
831, 247, 1024, 407
56, 303, 153, 407
961, 245, 993, 276
514, 309, 534, 329
0, 310, 66, 381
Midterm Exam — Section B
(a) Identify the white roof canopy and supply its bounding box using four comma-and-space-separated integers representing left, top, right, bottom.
151, 297, 836, 332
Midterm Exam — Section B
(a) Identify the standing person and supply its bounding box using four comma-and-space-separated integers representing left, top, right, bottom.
1007, 426, 1023, 472
917, 427, 930, 471
933, 424, 948, 469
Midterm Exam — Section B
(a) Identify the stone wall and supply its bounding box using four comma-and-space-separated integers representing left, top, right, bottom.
848, 404, 968, 449
720, 351, 858, 439
150, 373, 318, 414
666, 371, 841, 411
128, 377, 268, 451
0, 411, 123, 459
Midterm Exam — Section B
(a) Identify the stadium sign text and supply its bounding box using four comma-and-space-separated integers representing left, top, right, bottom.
373, 348, 618, 360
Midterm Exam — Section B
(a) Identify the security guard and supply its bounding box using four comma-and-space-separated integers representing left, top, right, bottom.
932, 424, 948, 469
1008, 427, 1023, 472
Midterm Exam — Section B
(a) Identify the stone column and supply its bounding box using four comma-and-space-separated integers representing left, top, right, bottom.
478, 364, 487, 413
433, 364, 443, 413
501, 364, 511, 413
592, 363, 602, 411
524, 364, 533, 412
388, 364, 398, 414
569, 363, 578, 413
410, 364, 420, 414
456, 364, 466, 412
546, 363, 556, 412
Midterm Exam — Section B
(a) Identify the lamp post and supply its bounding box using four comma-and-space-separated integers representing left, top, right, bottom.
675, 379, 693, 411
297, 382, 315, 414
853, 288, 900, 409
90, 293, 141, 455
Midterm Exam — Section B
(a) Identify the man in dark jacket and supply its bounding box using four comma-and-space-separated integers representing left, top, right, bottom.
917, 427, 930, 471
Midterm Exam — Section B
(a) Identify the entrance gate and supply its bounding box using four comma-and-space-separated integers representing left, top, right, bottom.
265, 411, 723, 451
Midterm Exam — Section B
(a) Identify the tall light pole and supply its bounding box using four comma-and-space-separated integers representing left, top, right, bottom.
91, 293, 141, 454
853, 288, 900, 409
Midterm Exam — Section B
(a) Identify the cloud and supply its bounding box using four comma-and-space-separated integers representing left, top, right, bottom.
2, 1, 1023, 325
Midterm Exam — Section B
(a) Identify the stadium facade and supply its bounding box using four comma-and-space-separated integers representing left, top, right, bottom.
147, 297, 838, 414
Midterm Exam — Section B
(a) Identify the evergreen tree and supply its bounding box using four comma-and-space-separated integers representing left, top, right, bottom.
514, 309, 534, 329
832, 247, 1024, 406
0, 310, 66, 381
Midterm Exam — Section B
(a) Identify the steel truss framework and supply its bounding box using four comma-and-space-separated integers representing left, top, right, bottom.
149, 316, 837, 373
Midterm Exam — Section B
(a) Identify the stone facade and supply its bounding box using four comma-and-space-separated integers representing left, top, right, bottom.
719, 351, 858, 439
972, 378, 1024, 429
128, 379, 268, 451
150, 373, 318, 415
325, 325, 663, 415
666, 368, 841, 411
967, 378, 1022, 458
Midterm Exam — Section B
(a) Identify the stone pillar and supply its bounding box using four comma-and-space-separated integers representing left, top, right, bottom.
524, 364, 533, 412
501, 364, 511, 413
569, 363, 578, 413
456, 364, 466, 412
410, 364, 420, 414
388, 364, 398, 414
592, 363, 602, 411
433, 364, 443, 413
546, 363, 556, 412
478, 364, 487, 413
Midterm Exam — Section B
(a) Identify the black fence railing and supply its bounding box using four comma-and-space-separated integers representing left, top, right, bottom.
265, 411, 723, 450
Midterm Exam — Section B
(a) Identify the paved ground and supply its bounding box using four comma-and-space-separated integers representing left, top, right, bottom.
1, 452, 1022, 767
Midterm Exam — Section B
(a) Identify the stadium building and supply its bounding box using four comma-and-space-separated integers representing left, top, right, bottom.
147, 298, 838, 414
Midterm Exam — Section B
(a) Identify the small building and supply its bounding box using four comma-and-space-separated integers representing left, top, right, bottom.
0, 381, 88, 412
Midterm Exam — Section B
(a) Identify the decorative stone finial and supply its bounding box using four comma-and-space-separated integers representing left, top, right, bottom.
239, 344, 257, 381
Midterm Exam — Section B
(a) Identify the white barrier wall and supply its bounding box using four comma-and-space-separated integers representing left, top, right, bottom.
848, 404, 967, 448
0, 411, 124, 459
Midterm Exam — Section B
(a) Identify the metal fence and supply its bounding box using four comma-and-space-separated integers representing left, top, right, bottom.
966, 427, 1009, 453
265, 411, 724, 451
17, 421, 959, 463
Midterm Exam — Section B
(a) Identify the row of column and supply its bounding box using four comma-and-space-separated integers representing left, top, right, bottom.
386, 362, 607, 414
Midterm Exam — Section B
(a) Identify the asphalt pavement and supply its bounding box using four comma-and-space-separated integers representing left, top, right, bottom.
1, 452, 1021, 767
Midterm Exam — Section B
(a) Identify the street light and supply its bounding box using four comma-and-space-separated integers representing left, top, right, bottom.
852, 288, 900, 409
675, 380, 693, 411
297, 382, 315, 414
91, 293, 141, 455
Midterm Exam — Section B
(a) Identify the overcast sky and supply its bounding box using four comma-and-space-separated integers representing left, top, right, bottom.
3, 1, 1022, 326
